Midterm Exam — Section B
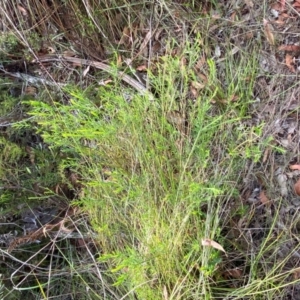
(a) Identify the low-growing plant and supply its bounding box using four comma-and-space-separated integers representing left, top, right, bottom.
16, 40, 266, 298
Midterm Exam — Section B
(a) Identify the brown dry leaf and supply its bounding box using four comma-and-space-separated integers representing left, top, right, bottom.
198, 73, 207, 83
195, 55, 206, 70
290, 164, 300, 171
230, 11, 237, 21
190, 86, 198, 99
294, 179, 300, 196
263, 19, 275, 45
281, 12, 292, 19
293, 0, 300, 8
271, 3, 282, 11
278, 45, 300, 52
17, 5, 28, 16
201, 238, 226, 253
75, 238, 86, 249
152, 41, 161, 54
119, 26, 131, 45
275, 13, 292, 26
139, 31, 152, 53
259, 190, 271, 207
286, 54, 296, 72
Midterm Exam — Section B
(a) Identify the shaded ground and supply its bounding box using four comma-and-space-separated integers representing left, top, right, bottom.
1, 0, 300, 299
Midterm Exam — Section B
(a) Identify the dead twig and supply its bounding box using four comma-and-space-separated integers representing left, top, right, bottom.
33, 55, 155, 100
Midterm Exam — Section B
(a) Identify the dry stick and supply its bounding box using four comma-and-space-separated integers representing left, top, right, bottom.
32, 55, 155, 100
8, 242, 55, 289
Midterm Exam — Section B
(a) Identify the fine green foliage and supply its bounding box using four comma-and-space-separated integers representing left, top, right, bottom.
20, 43, 261, 299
